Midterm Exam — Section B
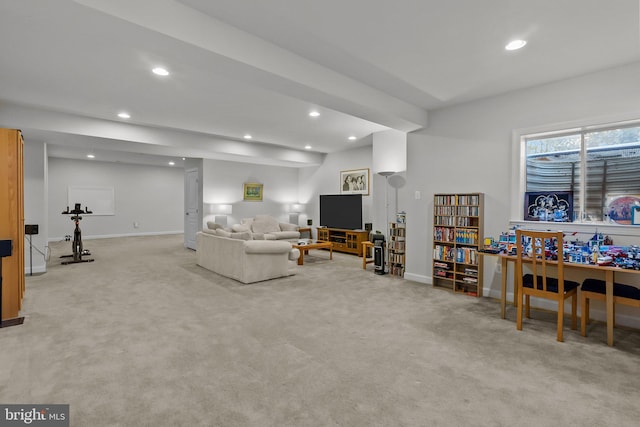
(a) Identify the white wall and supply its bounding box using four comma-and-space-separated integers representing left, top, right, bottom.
405, 60, 640, 326
23, 140, 48, 273
372, 130, 408, 237
201, 158, 300, 227
48, 158, 184, 240
199, 145, 377, 239
299, 144, 374, 237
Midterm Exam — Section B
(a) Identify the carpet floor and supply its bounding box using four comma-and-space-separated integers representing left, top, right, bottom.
1, 234, 639, 426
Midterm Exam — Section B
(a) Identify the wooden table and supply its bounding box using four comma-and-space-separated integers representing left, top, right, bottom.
361, 241, 374, 269
481, 252, 640, 346
291, 241, 333, 265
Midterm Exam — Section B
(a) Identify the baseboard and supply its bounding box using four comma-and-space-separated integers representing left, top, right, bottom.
403, 272, 429, 284
24, 264, 47, 275
49, 230, 183, 242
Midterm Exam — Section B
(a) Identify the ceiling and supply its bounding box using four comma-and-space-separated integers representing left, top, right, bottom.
1, 0, 639, 168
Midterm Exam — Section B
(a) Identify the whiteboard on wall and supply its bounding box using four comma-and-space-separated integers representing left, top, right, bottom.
67, 186, 115, 216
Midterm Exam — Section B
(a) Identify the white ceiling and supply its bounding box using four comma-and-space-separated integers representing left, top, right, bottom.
1, 0, 639, 167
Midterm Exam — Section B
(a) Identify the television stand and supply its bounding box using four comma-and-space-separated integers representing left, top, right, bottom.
317, 228, 369, 256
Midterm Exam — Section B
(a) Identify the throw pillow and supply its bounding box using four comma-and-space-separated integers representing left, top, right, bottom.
206, 221, 222, 230
231, 223, 251, 232
251, 215, 280, 234
279, 222, 299, 232
240, 218, 254, 227
201, 228, 217, 235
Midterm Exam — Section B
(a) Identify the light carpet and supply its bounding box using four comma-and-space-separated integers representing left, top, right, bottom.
1, 234, 639, 426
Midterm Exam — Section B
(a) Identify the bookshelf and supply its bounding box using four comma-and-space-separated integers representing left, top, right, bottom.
388, 222, 406, 277
0, 129, 25, 322
432, 193, 484, 297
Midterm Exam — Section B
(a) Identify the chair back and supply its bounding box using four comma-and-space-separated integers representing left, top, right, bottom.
516, 229, 565, 293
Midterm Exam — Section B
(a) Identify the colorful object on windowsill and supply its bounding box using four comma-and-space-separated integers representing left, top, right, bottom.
481, 227, 640, 269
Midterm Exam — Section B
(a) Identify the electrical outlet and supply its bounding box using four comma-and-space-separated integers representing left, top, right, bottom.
415, 190, 421, 200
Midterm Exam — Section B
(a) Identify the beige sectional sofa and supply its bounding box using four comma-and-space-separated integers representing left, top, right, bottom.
196, 229, 300, 284
230, 215, 300, 241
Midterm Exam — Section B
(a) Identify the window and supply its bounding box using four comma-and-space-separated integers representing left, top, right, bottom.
524, 123, 640, 224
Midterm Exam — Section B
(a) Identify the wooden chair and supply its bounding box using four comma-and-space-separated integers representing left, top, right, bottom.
581, 278, 640, 342
515, 230, 579, 342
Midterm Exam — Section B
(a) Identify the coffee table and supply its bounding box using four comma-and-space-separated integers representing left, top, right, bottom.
291, 241, 333, 265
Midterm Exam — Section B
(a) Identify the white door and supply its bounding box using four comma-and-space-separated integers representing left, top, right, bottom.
185, 168, 199, 249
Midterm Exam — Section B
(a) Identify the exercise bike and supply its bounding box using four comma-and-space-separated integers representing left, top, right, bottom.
60, 203, 94, 265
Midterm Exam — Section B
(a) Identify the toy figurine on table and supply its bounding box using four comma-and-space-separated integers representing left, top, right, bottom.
60, 203, 94, 265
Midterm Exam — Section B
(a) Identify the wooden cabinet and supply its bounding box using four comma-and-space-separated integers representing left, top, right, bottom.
388, 222, 406, 277
317, 228, 369, 256
432, 193, 484, 297
0, 129, 25, 320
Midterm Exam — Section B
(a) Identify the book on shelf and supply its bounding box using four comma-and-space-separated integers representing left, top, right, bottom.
390, 241, 405, 251
434, 195, 456, 205
390, 266, 405, 276
434, 216, 455, 226
435, 270, 454, 279
455, 247, 478, 264
434, 226, 455, 242
456, 206, 479, 216
455, 228, 479, 244
434, 245, 456, 262
390, 254, 405, 264
457, 195, 480, 205
463, 267, 478, 276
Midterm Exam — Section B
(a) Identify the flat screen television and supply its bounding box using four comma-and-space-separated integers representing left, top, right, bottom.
319, 194, 362, 230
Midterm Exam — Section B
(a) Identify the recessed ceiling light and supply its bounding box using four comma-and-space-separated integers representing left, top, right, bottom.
117, 112, 130, 119
309, 111, 320, 117
505, 39, 527, 51
168, 161, 175, 166
244, 134, 252, 139
152, 67, 170, 76
182, 157, 186, 161
348, 136, 357, 141
304, 145, 312, 150
87, 154, 95, 159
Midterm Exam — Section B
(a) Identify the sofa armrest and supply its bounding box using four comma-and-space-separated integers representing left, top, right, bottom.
243, 240, 292, 254
289, 248, 300, 261
268, 231, 300, 240
279, 223, 299, 232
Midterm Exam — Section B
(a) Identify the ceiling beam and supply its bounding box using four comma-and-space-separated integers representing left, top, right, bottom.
0, 102, 325, 167
74, 0, 429, 132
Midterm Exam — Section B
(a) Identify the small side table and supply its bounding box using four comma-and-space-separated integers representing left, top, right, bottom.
298, 227, 312, 239
361, 241, 375, 269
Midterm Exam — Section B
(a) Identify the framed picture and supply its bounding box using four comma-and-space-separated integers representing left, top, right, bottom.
340, 168, 370, 195
524, 191, 573, 222
243, 183, 263, 201
606, 195, 640, 225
